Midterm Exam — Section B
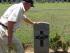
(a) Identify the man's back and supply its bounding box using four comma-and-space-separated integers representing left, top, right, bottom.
0, 4, 18, 25
0, 2, 25, 30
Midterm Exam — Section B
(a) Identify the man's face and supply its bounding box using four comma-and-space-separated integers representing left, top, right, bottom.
23, 2, 31, 11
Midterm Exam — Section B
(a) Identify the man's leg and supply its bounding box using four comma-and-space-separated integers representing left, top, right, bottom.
0, 29, 8, 53
0, 40, 6, 53
0, 25, 24, 53
0, 34, 24, 53
12, 35, 24, 53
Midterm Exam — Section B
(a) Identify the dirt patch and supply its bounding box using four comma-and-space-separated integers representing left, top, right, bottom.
23, 43, 70, 53
25, 47, 34, 53
25, 48, 70, 53
22, 43, 34, 53
24, 44, 34, 53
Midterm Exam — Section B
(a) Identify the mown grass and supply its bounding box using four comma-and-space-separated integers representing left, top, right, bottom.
0, 2, 70, 44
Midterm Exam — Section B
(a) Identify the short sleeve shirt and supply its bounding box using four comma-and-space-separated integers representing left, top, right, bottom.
0, 2, 27, 31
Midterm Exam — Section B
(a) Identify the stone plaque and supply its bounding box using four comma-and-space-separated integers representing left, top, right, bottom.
34, 22, 49, 53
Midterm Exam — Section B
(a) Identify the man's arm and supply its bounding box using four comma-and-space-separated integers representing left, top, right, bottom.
8, 21, 15, 47
24, 17, 34, 24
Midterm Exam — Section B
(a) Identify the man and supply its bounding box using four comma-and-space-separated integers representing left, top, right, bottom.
0, 0, 35, 53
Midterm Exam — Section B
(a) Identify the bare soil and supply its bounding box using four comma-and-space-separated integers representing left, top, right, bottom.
24, 45, 34, 53
25, 47, 70, 53
23, 44, 70, 53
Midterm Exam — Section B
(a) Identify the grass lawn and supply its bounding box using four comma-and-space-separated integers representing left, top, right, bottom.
0, 2, 70, 44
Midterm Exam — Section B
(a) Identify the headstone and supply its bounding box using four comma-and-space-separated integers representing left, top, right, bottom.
34, 22, 49, 53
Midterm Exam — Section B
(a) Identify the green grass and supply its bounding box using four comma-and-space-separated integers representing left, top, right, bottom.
0, 2, 70, 44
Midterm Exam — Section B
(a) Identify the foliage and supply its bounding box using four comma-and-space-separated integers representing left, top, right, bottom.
50, 33, 70, 52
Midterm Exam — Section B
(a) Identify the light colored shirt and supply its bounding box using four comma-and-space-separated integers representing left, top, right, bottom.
0, 2, 27, 31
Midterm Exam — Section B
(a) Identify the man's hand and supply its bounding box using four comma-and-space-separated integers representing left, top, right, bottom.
8, 42, 13, 53
33, 22, 48, 24
8, 42, 13, 50
8, 35, 13, 51
33, 22, 41, 24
